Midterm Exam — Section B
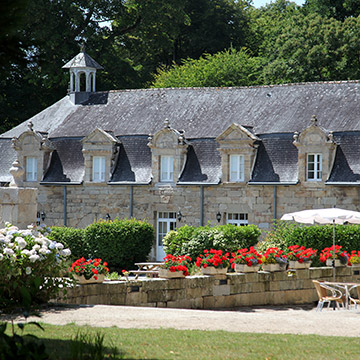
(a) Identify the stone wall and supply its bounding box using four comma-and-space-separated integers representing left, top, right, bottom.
38, 183, 360, 230
56, 266, 360, 309
0, 187, 37, 228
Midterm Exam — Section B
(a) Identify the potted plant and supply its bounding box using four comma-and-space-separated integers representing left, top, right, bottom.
69, 257, 109, 284
232, 247, 262, 273
287, 245, 317, 269
320, 245, 349, 267
347, 250, 360, 268
196, 249, 229, 275
261, 247, 288, 272
159, 254, 191, 278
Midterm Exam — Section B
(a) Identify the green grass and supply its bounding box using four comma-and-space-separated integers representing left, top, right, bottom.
9, 323, 360, 360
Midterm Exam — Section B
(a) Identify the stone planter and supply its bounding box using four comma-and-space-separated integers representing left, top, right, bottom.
262, 263, 286, 272
326, 259, 346, 267
235, 263, 260, 273
74, 274, 105, 284
289, 260, 311, 269
201, 266, 228, 276
158, 269, 185, 279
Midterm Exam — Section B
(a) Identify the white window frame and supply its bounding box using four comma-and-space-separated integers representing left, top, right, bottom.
307, 153, 322, 181
156, 211, 177, 261
227, 213, 248, 226
92, 156, 106, 182
229, 154, 244, 182
26, 157, 37, 182
160, 155, 174, 182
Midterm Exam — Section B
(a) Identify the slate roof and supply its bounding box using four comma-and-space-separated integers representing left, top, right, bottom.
62, 51, 103, 70
42, 138, 84, 184
0, 139, 16, 183
2, 81, 360, 186
2, 81, 360, 140
327, 132, 360, 184
179, 139, 221, 184
250, 134, 298, 184
110, 136, 152, 184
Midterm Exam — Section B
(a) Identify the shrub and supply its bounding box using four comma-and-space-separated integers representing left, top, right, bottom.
48, 226, 87, 260
163, 224, 261, 260
84, 219, 154, 271
0, 223, 72, 313
260, 220, 360, 267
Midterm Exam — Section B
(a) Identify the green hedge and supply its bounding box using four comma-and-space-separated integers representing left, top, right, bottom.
49, 219, 154, 271
259, 220, 360, 266
48, 226, 88, 260
163, 224, 261, 260
84, 219, 154, 271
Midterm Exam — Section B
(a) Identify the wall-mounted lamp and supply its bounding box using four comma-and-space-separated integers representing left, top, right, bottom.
177, 211, 182, 222
216, 211, 222, 223
105, 213, 111, 221
40, 211, 46, 222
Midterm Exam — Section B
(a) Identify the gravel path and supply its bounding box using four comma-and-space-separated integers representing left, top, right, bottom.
13, 304, 360, 337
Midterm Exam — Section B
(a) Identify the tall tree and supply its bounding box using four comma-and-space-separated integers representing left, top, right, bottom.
304, 0, 360, 21
151, 48, 264, 88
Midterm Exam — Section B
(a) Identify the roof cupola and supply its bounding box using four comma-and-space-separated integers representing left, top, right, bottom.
62, 44, 103, 104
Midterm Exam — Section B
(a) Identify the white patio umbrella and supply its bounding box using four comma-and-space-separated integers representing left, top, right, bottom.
281, 208, 360, 281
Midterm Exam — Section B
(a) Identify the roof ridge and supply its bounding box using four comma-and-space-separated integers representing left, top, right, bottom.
103, 80, 360, 94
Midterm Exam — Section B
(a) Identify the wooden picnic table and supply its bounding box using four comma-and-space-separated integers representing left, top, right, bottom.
130, 262, 165, 279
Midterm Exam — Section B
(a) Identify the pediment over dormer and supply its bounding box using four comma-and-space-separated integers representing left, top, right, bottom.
216, 123, 260, 143
293, 115, 334, 147
81, 128, 118, 145
12, 121, 53, 152
148, 119, 187, 150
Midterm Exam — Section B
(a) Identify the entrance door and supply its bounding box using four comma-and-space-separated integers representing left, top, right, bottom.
156, 211, 176, 261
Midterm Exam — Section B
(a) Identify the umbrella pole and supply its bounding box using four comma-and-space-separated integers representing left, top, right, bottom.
333, 219, 336, 282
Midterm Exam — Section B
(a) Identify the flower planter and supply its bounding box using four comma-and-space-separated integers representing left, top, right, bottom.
158, 269, 185, 279
326, 259, 346, 267
289, 260, 311, 269
262, 263, 286, 272
74, 274, 105, 284
201, 266, 228, 276
235, 263, 260, 273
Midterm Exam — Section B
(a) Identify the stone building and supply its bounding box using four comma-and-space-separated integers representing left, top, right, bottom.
1, 49, 360, 260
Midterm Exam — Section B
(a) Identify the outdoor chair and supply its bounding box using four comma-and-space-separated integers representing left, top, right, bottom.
312, 280, 344, 311
349, 285, 360, 310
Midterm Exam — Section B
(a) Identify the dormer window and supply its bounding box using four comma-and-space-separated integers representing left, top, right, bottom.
26, 157, 37, 182
160, 155, 174, 182
92, 156, 106, 182
307, 153, 322, 181
229, 154, 244, 182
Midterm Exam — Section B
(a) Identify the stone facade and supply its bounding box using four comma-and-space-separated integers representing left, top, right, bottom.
56, 266, 360, 309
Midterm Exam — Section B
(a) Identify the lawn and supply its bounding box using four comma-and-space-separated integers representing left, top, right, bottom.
10, 323, 360, 359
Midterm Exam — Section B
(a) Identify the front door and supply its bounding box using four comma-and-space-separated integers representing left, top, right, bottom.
156, 211, 176, 261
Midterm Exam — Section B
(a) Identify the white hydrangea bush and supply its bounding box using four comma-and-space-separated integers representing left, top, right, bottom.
0, 222, 72, 311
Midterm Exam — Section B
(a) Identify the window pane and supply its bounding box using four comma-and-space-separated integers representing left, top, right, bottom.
160, 156, 174, 182
26, 157, 37, 181
93, 156, 105, 182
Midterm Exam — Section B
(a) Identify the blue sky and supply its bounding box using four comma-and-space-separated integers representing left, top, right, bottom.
252, 0, 305, 7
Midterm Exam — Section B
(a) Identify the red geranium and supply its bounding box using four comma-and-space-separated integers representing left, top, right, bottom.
69, 257, 109, 280
196, 249, 230, 269
287, 245, 317, 263
161, 254, 191, 276
231, 247, 263, 268
320, 245, 349, 264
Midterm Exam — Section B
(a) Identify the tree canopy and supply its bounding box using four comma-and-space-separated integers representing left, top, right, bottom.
1, 0, 360, 132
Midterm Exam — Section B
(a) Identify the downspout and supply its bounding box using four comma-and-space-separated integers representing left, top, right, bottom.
64, 185, 67, 226
200, 185, 204, 226
273, 185, 277, 222
130, 185, 133, 218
